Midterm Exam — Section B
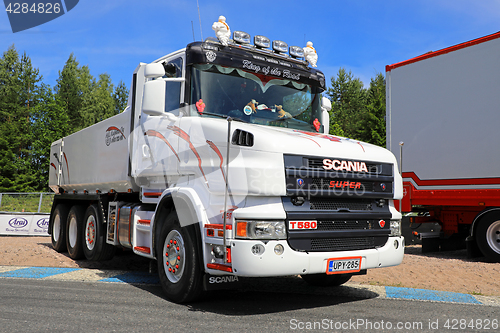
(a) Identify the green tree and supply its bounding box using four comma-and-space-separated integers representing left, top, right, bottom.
326, 68, 367, 139
31, 85, 69, 190
0, 46, 20, 191
81, 73, 115, 127
113, 80, 129, 114
55, 54, 94, 132
0, 46, 44, 192
356, 73, 386, 147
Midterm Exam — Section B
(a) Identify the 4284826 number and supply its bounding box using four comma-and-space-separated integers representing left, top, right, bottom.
5, 2, 61, 14
443, 318, 498, 330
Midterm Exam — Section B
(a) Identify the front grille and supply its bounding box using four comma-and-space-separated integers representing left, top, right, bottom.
311, 237, 375, 251
316, 220, 374, 231
310, 198, 373, 211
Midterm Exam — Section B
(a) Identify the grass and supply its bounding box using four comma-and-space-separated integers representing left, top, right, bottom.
0, 193, 54, 213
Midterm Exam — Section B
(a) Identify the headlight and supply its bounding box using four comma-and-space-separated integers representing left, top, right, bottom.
390, 219, 402, 237
236, 220, 287, 240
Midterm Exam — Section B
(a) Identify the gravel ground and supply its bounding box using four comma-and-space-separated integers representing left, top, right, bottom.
1, 236, 499, 296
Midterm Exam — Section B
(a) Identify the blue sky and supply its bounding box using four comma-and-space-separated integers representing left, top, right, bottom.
1, 0, 500, 90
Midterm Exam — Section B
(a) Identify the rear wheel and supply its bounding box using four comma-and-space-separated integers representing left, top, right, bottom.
156, 211, 203, 303
51, 204, 69, 252
300, 273, 352, 287
83, 204, 116, 261
476, 213, 500, 262
66, 205, 85, 260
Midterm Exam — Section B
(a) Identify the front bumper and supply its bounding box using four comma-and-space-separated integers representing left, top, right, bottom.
227, 236, 404, 277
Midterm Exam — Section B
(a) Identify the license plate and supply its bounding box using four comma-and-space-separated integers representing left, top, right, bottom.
326, 257, 362, 274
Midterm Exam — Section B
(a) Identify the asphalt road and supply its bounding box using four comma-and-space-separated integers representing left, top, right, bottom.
1, 276, 499, 333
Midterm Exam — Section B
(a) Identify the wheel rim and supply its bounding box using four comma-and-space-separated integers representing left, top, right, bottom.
53, 214, 61, 242
163, 230, 186, 283
68, 215, 78, 248
486, 220, 500, 254
85, 215, 96, 251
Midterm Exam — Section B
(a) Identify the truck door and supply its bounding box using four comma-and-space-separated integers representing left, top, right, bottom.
130, 56, 186, 185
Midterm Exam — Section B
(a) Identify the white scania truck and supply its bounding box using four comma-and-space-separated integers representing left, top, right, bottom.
48, 24, 404, 303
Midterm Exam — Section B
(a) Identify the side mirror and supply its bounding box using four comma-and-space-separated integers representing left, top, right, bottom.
321, 96, 332, 111
321, 97, 332, 134
142, 79, 166, 116
322, 110, 330, 134
144, 63, 165, 78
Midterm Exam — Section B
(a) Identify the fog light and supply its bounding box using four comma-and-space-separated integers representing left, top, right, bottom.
251, 244, 265, 256
274, 244, 284, 255
394, 240, 399, 249
390, 219, 402, 237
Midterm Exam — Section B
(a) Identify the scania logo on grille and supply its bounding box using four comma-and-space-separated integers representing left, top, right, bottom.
323, 159, 368, 172
297, 178, 304, 187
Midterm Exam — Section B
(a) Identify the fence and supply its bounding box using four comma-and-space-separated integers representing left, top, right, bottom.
0, 192, 55, 214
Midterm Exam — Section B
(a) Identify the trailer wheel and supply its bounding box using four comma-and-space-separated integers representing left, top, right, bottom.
83, 204, 116, 261
476, 213, 500, 262
51, 204, 69, 252
66, 205, 85, 260
300, 273, 352, 287
156, 211, 203, 303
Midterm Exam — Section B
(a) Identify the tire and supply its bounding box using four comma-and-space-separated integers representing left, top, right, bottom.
51, 204, 69, 252
300, 273, 352, 287
476, 213, 500, 262
156, 211, 203, 303
83, 204, 116, 261
66, 205, 85, 260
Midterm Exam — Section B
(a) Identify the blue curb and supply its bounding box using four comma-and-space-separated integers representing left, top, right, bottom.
385, 286, 481, 304
0, 267, 79, 279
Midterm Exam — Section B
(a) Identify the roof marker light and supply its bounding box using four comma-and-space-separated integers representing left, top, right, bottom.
272, 40, 288, 54
254, 35, 270, 49
233, 31, 251, 45
289, 45, 304, 59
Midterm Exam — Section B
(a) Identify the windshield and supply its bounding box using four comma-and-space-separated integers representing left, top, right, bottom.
189, 64, 324, 132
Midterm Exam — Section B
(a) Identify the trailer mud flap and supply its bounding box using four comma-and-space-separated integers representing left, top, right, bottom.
203, 274, 240, 291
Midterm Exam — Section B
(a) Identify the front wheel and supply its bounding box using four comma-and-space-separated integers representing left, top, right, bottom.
476, 213, 500, 262
300, 273, 352, 287
156, 211, 203, 303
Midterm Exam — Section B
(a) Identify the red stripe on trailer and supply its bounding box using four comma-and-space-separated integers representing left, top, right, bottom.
402, 172, 500, 187
386, 31, 500, 72
397, 174, 500, 212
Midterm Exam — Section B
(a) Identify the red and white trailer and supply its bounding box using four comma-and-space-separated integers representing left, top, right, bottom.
386, 32, 500, 261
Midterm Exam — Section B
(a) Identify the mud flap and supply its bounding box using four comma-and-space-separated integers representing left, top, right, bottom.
203, 274, 241, 291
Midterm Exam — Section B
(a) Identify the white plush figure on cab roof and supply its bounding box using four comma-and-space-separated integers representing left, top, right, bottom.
303, 41, 318, 67
212, 15, 231, 46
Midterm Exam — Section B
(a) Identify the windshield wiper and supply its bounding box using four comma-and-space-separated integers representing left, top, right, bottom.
199, 111, 250, 123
